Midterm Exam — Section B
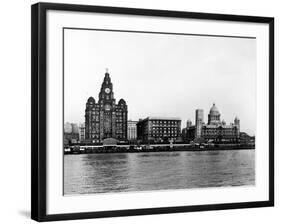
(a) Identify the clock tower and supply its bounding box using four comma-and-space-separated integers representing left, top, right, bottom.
98, 69, 115, 105
85, 70, 128, 143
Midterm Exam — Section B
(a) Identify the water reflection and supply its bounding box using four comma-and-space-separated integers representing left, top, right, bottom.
64, 149, 255, 195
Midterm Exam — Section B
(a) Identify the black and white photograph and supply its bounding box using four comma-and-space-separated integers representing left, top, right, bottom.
29, 2, 274, 222
63, 28, 256, 195
0, 0, 278, 223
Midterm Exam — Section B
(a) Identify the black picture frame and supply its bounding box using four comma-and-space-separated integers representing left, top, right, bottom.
31, 2, 274, 222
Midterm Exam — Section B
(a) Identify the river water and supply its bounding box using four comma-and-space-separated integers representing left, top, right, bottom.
64, 149, 255, 195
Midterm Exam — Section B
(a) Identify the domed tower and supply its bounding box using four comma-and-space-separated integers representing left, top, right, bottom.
84, 69, 127, 143
208, 103, 221, 125
98, 69, 115, 105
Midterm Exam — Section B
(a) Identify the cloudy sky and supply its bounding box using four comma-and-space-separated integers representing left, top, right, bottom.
64, 28, 256, 135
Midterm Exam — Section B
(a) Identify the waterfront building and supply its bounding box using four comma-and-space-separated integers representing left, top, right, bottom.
79, 123, 85, 142
71, 123, 79, 134
186, 119, 192, 128
195, 109, 204, 138
182, 119, 194, 141
64, 122, 72, 133
182, 103, 240, 143
85, 70, 128, 143
64, 122, 79, 145
127, 120, 137, 141
240, 132, 255, 145
137, 117, 181, 143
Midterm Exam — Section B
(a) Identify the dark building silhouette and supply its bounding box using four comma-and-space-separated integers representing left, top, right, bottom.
137, 117, 181, 143
85, 70, 127, 143
182, 103, 240, 143
239, 132, 255, 145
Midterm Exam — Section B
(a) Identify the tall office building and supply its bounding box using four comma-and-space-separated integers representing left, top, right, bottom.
85, 70, 128, 143
71, 123, 79, 134
79, 123, 85, 142
127, 120, 137, 141
234, 116, 240, 135
195, 109, 204, 138
186, 119, 192, 128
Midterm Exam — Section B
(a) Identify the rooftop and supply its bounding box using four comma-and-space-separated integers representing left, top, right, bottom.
209, 103, 220, 115
139, 116, 181, 122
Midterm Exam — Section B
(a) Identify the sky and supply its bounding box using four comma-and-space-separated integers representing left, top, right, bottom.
64, 29, 256, 136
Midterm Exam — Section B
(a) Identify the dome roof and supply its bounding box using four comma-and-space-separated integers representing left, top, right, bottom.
234, 116, 240, 121
118, 99, 126, 105
87, 96, 95, 103
209, 103, 220, 115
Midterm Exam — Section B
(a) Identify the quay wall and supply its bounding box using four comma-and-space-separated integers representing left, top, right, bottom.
64, 143, 255, 154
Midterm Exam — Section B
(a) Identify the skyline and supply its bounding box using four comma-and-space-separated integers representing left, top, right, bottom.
64, 100, 246, 129
64, 29, 256, 136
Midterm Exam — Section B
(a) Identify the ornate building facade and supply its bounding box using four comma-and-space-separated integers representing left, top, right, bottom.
85, 71, 128, 143
127, 120, 137, 141
137, 117, 181, 143
182, 103, 240, 143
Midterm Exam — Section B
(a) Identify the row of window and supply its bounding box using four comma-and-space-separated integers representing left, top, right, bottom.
90, 133, 127, 139
151, 124, 179, 128
150, 120, 179, 125
116, 131, 126, 134
88, 115, 125, 119
86, 105, 99, 108
151, 130, 178, 134
150, 133, 179, 137
152, 127, 179, 130
202, 130, 237, 135
87, 107, 127, 112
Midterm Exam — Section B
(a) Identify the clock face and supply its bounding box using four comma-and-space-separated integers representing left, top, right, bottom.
105, 88, 111, 94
